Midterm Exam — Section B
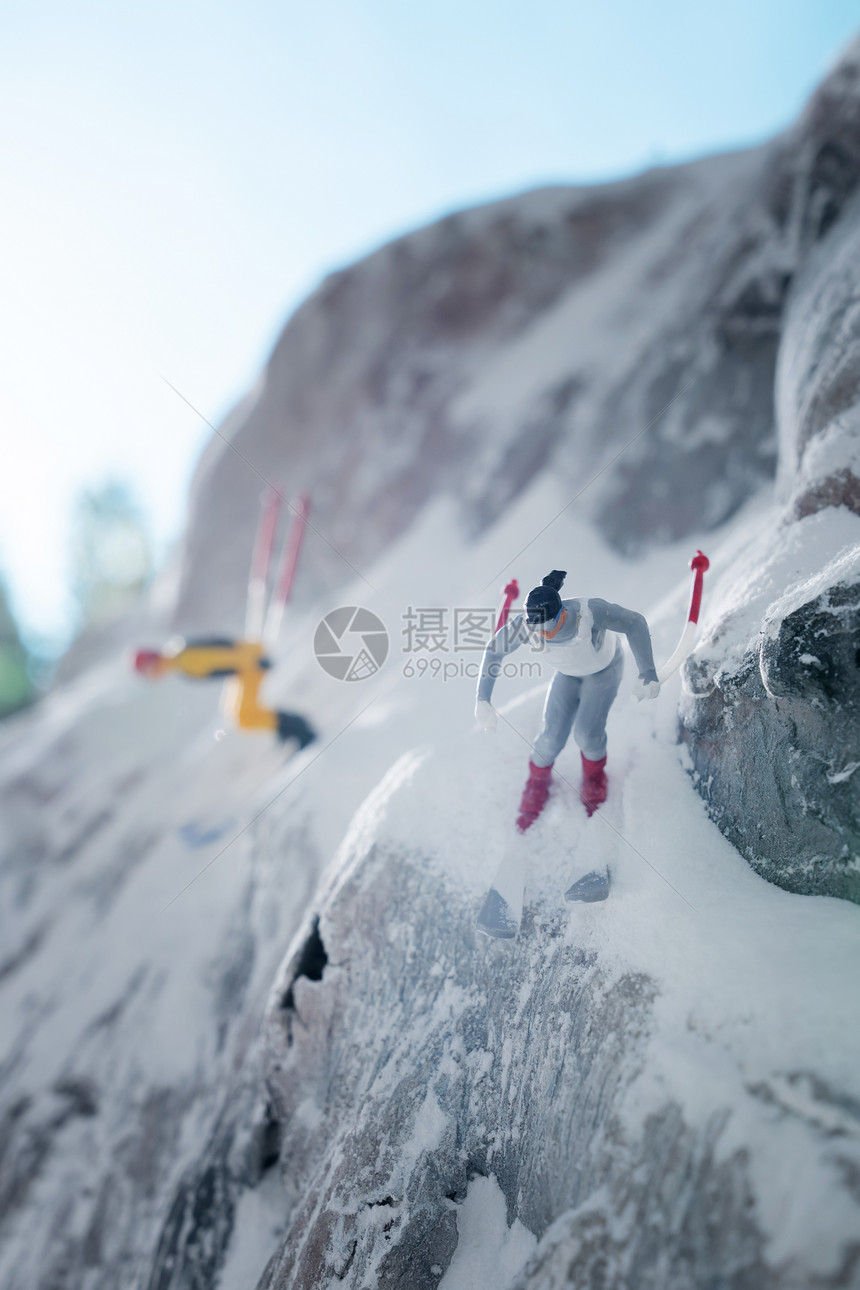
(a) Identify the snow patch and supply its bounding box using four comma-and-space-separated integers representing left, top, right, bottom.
693, 506, 860, 671
828, 761, 860, 784
439, 1174, 536, 1290
217, 1170, 284, 1290
407, 1088, 449, 1160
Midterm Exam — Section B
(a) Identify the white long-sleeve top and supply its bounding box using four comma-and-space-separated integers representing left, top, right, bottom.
476, 597, 658, 703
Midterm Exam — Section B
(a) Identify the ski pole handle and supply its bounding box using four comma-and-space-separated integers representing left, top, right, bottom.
496, 579, 519, 633
655, 550, 710, 683
688, 550, 710, 625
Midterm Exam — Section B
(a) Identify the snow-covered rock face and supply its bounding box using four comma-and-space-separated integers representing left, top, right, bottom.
256, 848, 747, 1290
176, 151, 792, 636
175, 41, 860, 653
679, 129, 860, 902
147, 710, 860, 1290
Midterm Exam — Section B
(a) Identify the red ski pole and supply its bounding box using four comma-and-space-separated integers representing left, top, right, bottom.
264, 493, 311, 645
495, 579, 519, 633
245, 486, 283, 640
687, 550, 710, 624
656, 550, 710, 682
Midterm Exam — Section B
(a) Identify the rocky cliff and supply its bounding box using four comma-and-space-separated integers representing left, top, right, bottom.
679, 47, 860, 902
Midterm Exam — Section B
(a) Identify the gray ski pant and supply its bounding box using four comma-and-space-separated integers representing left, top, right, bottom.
531, 644, 624, 767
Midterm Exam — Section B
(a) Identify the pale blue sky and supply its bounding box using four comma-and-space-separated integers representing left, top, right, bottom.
1, 1, 857, 645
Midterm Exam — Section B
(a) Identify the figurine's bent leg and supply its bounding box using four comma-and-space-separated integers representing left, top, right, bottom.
518, 673, 581, 831
276, 711, 316, 749
574, 647, 623, 815
517, 762, 552, 832
572, 647, 623, 761
532, 671, 582, 767
224, 671, 278, 734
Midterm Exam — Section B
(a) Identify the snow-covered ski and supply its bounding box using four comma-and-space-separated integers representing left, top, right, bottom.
477, 836, 526, 938
476, 579, 528, 939
565, 866, 610, 902
178, 818, 237, 849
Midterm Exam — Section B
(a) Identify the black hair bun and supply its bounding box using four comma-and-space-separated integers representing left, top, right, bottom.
541, 570, 567, 592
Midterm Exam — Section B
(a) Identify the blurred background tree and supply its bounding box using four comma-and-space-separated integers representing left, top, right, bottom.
69, 480, 153, 630
0, 576, 34, 718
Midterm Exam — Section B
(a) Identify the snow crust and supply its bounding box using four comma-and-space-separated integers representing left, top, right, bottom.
689, 504, 860, 682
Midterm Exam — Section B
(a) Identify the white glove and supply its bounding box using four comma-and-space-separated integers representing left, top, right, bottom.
475, 699, 497, 733
633, 677, 661, 703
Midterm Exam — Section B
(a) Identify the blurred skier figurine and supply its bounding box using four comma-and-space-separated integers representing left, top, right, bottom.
133, 638, 315, 747
475, 570, 660, 828
133, 487, 315, 749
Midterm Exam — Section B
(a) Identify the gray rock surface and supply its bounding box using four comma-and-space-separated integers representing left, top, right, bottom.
255, 850, 745, 1290
682, 577, 860, 902
144, 727, 860, 1290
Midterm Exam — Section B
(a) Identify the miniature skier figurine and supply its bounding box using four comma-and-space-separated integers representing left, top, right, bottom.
475, 570, 659, 829
134, 637, 316, 748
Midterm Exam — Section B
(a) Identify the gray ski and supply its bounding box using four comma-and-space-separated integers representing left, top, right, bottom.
477, 836, 527, 939
565, 866, 610, 903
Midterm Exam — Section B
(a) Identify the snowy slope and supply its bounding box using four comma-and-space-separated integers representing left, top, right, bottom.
4, 474, 855, 1289
241, 495, 860, 1290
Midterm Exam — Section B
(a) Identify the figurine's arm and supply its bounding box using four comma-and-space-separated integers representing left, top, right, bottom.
589, 599, 659, 684
166, 640, 267, 679
134, 639, 269, 682
475, 614, 529, 725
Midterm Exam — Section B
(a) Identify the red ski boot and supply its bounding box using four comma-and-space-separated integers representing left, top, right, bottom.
516, 761, 553, 832
581, 754, 607, 816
